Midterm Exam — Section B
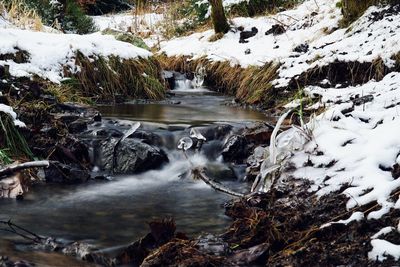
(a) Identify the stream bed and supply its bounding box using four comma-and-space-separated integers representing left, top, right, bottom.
0, 83, 267, 265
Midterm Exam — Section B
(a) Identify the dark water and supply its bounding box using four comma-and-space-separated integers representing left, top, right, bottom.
0, 86, 265, 265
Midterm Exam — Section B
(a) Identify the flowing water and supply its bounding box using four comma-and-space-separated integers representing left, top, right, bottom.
0, 79, 267, 265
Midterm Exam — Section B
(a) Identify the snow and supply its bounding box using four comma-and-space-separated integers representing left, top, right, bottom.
160, 0, 400, 87
371, 227, 394, 239
369, 239, 400, 261
0, 28, 152, 83
92, 12, 164, 33
160, 0, 341, 67
0, 104, 25, 127
320, 211, 364, 228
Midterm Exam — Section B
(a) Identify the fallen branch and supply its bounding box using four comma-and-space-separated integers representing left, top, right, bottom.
192, 167, 244, 198
0, 160, 49, 178
0, 220, 45, 243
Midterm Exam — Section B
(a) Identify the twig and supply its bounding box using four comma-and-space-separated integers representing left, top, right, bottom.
0, 220, 45, 243
0, 160, 49, 178
192, 167, 244, 197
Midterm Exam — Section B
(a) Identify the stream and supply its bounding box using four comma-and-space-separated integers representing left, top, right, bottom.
0, 78, 267, 265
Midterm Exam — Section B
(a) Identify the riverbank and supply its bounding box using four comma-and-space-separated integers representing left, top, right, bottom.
2, 0, 400, 266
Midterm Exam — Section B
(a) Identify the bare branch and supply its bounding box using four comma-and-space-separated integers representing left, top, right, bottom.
192, 167, 244, 197
0, 160, 49, 178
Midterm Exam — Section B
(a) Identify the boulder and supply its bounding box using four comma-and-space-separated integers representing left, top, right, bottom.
44, 161, 90, 184
221, 135, 249, 163
243, 123, 273, 145
98, 138, 168, 174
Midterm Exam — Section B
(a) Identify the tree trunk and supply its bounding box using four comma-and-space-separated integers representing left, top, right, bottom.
209, 0, 230, 34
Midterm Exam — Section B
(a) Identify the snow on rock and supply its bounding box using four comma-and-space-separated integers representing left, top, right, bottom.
0, 28, 152, 83
0, 103, 25, 127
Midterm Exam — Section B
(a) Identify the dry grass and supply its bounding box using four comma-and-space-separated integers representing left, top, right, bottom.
1, 0, 43, 31
70, 53, 166, 102
157, 54, 280, 105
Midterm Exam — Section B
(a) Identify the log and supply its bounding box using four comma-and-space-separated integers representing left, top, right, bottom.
0, 160, 50, 178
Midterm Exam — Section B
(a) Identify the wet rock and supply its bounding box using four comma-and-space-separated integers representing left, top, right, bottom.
202, 124, 233, 141
44, 161, 90, 184
98, 138, 168, 174
229, 243, 269, 265
93, 113, 102, 122
196, 234, 230, 256
163, 71, 176, 90
0, 256, 34, 267
95, 128, 123, 138
265, 24, 286, 36
116, 218, 177, 266
243, 123, 273, 145
221, 135, 249, 163
205, 163, 237, 181
68, 119, 88, 134
130, 130, 163, 147
55, 114, 80, 125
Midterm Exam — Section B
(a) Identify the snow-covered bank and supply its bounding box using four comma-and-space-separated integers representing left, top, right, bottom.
0, 28, 151, 83
160, 0, 341, 67
159, 0, 400, 86
288, 71, 400, 261
156, 0, 400, 262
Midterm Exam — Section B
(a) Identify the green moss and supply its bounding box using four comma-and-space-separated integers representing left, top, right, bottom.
102, 29, 150, 51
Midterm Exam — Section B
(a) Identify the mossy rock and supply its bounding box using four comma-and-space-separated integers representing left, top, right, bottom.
102, 29, 150, 51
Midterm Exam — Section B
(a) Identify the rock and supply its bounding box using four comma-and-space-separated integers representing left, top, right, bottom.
239, 27, 258, 43
163, 71, 176, 90
246, 146, 266, 180
265, 24, 286, 36
293, 43, 309, 53
243, 123, 274, 145
40, 125, 58, 139
392, 163, 400, 179
44, 161, 90, 184
196, 234, 230, 256
130, 130, 163, 147
202, 124, 233, 141
351, 94, 374, 106
245, 48, 251, 55
0, 256, 34, 267
221, 135, 249, 163
93, 113, 102, 122
102, 29, 150, 50
95, 128, 123, 138
98, 138, 168, 174
205, 163, 237, 181
68, 119, 88, 134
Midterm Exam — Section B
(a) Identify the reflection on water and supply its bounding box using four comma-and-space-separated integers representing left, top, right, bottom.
97, 90, 266, 125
